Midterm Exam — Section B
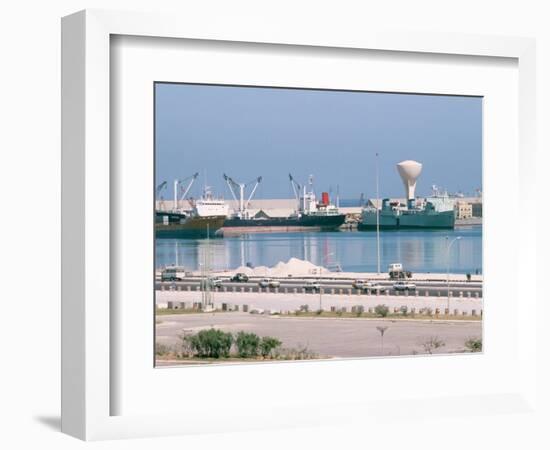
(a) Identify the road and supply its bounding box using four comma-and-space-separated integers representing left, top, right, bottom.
156, 312, 482, 360
156, 277, 482, 298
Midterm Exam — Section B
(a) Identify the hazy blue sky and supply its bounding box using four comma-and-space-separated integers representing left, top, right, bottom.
155, 83, 482, 201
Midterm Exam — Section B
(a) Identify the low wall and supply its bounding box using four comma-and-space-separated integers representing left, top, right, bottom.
156, 290, 483, 316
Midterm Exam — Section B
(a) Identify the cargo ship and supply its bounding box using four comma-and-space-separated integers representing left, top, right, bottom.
155, 186, 228, 239
358, 197, 455, 230
358, 160, 455, 230
221, 174, 346, 234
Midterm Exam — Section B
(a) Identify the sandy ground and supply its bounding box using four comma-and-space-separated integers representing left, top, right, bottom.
156, 312, 482, 360
157, 258, 482, 282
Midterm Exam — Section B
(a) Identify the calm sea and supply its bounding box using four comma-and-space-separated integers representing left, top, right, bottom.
155, 226, 482, 275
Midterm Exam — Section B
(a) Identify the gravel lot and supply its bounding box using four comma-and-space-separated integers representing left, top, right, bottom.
156, 312, 482, 361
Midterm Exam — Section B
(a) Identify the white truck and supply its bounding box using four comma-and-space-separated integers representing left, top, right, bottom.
161, 266, 187, 281
388, 263, 412, 280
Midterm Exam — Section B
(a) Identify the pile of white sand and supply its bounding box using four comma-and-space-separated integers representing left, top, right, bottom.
232, 257, 328, 277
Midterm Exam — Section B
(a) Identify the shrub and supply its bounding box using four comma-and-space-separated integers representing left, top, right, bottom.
279, 344, 318, 360
155, 342, 171, 356
421, 307, 433, 316
399, 305, 409, 316
464, 337, 482, 352
374, 304, 389, 317
354, 305, 365, 317
421, 336, 445, 354
260, 336, 282, 358
235, 331, 261, 358
186, 328, 233, 358
300, 304, 310, 313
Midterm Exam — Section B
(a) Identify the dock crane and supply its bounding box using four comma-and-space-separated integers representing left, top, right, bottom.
156, 181, 167, 211
173, 172, 199, 211
223, 173, 262, 219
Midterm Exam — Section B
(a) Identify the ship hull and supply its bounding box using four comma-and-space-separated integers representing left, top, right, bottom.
155, 212, 226, 238
222, 214, 346, 234
358, 210, 455, 230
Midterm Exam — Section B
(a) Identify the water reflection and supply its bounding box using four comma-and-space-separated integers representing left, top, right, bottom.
155, 226, 482, 274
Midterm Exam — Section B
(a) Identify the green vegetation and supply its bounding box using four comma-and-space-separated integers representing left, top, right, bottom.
185, 329, 233, 358
374, 304, 389, 317
235, 331, 261, 358
464, 337, 482, 352
285, 310, 479, 321
260, 336, 282, 358
421, 336, 446, 354
155, 342, 170, 356
154, 329, 316, 362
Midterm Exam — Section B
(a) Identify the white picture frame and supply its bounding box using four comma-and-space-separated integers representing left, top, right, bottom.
61, 9, 537, 441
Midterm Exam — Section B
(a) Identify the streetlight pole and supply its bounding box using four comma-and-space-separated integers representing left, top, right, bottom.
375, 152, 381, 275
318, 268, 323, 312
446, 236, 462, 314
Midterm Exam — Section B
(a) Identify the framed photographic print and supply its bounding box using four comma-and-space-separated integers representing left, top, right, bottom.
61, 9, 537, 441
153, 82, 483, 366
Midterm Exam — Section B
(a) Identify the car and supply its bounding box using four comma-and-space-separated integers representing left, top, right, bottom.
362, 282, 386, 292
258, 278, 281, 288
393, 281, 417, 291
200, 276, 223, 289
209, 276, 223, 287
230, 273, 249, 282
352, 279, 366, 289
303, 280, 321, 291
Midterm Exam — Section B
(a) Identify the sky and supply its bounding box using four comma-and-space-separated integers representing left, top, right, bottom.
155, 83, 482, 201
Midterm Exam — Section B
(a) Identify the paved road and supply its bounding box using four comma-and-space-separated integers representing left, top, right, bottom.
156, 312, 482, 360
157, 278, 482, 298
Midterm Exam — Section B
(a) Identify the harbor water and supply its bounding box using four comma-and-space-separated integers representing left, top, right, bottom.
156, 225, 482, 275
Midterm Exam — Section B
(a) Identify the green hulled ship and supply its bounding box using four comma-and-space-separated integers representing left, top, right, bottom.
358, 198, 455, 230
358, 160, 455, 230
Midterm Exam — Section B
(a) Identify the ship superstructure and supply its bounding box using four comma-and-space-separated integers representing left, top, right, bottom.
156, 175, 228, 238
359, 160, 455, 230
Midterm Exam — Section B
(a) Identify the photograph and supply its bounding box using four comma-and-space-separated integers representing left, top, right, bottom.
154, 82, 483, 366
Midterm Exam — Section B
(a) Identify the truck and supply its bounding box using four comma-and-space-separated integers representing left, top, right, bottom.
388, 262, 412, 280
161, 266, 187, 281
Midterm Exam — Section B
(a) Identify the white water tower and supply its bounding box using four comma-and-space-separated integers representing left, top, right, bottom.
396, 160, 422, 208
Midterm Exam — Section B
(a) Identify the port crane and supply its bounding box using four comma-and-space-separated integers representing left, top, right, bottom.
223, 173, 262, 219
156, 181, 167, 211
173, 172, 199, 211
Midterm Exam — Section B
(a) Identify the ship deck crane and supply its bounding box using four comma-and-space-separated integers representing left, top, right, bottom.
223, 173, 262, 219
289, 173, 301, 212
156, 181, 167, 211
173, 172, 199, 211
